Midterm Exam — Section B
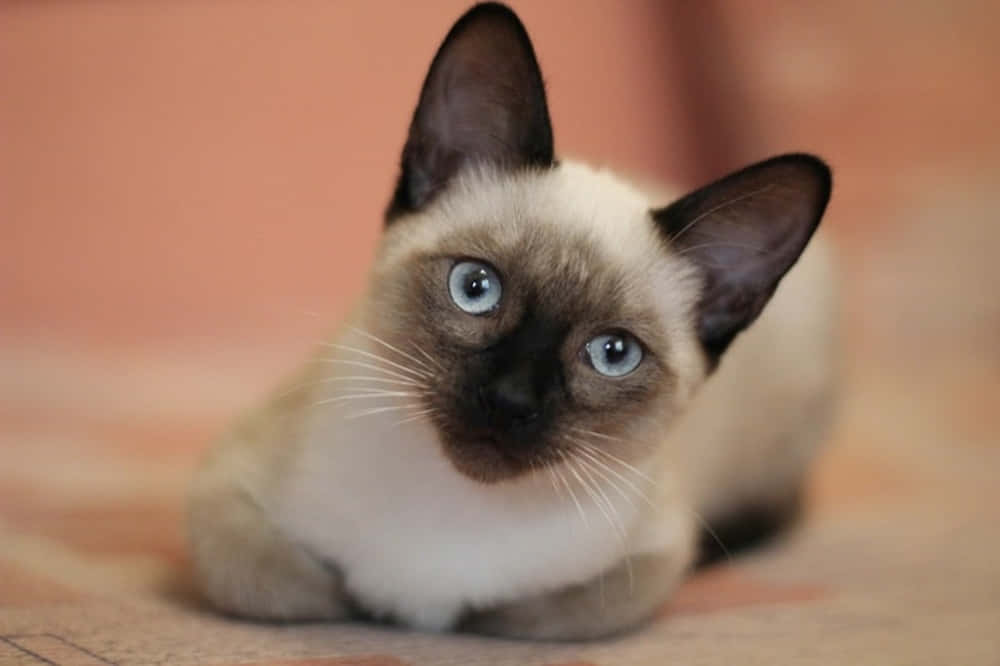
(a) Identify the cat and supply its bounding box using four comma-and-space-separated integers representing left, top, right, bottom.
188, 2, 837, 640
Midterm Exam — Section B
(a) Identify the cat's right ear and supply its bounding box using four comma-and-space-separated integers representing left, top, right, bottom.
652, 154, 832, 366
385, 3, 555, 222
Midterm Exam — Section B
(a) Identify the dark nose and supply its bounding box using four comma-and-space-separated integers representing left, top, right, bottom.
478, 365, 540, 429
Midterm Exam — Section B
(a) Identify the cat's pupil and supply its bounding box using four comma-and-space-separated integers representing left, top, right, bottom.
465, 270, 490, 299
603, 337, 627, 364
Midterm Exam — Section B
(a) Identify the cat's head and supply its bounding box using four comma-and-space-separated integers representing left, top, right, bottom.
362, 3, 831, 484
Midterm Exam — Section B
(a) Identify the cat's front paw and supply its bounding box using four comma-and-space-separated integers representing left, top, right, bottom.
189, 478, 352, 622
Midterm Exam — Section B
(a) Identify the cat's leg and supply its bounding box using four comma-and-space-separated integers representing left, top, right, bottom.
456, 550, 688, 641
187, 447, 351, 622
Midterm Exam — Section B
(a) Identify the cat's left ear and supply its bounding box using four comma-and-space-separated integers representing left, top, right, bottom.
652, 153, 832, 365
385, 3, 555, 222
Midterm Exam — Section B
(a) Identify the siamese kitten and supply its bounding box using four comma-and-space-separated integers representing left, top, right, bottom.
188, 2, 836, 640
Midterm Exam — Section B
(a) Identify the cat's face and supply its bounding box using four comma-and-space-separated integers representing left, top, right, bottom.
360, 3, 831, 484
368, 165, 703, 482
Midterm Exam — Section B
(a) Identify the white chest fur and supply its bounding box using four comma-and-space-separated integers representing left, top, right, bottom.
270, 404, 650, 630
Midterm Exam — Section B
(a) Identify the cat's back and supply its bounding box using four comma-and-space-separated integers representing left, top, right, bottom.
670, 231, 839, 521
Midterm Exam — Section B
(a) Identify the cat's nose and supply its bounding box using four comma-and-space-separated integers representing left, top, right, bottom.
478, 367, 540, 429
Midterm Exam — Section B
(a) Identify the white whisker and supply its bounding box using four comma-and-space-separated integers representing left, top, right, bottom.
328, 389, 421, 402
569, 426, 625, 443
412, 343, 447, 372
344, 403, 425, 420
575, 456, 634, 592
575, 457, 627, 542
570, 426, 654, 452
544, 460, 563, 501
309, 390, 420, 409
569, 425, 658, 453
277, 374, 422, 400
687, 507, 733, 564
573, 438, 659, 486
390, 407, 439, 427
573, 443, 658, 511
349, 327, 441, 374
569, 458, 616, 607
552, 456, 588, 530
320, 375, 422, 388
572, 446, 638, 510
324, 343, 431, 380
568, 432, 731, 564
566, 457, 607, 534
317, 359, 425, 384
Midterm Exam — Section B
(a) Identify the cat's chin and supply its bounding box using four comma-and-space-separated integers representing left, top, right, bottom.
437, 431, 543, 485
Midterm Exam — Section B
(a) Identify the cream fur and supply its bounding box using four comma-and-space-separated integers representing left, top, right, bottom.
188, 160, 836, 635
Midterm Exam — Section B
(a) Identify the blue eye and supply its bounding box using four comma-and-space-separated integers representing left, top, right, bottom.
585, 332, 643, 377
449, 260, 502, 314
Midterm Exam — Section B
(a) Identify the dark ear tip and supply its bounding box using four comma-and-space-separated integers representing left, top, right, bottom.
454, 2, 524, 27
771, 152, 833, 199
441, 3, 532, 52
466, 2, 518, 14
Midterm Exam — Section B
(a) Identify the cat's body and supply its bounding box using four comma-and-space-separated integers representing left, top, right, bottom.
188, 4, 837, 640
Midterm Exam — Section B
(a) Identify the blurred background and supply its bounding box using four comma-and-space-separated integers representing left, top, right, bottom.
2, 0, 998, 618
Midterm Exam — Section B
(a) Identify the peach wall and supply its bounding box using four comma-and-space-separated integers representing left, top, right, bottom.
2, 1, 998, 371
2, 1, 698, 351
